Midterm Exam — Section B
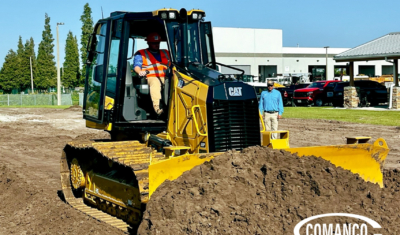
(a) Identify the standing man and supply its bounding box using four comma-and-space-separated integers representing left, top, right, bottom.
259, 81, 284, 139
134, 32, 171, 115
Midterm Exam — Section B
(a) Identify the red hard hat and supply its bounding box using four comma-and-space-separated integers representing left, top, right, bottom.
146, 32, 162, 42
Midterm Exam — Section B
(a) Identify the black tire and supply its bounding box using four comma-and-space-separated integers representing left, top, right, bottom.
314, 97, 323, 107
370, 101, 379, 106
332, 101, 342, 107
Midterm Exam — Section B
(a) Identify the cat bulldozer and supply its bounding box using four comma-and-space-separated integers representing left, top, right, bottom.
60, 8, 389, 233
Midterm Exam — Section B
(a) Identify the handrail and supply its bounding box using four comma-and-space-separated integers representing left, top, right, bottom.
259, 111, 266, 132
191, 105, 207, 136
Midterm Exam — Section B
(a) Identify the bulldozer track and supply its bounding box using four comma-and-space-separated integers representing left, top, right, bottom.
60, 140, 164, 233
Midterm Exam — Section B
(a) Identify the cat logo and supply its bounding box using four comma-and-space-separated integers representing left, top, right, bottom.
228, 87, 243, 97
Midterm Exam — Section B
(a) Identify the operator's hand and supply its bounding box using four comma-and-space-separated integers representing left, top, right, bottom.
138, 71, 147, 77
278, 115, 282, 119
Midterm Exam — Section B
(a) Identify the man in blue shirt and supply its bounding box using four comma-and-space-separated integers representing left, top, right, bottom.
258, 81, 284, 139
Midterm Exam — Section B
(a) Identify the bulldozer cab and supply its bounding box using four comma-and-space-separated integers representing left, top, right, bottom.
83, 9, 217, 133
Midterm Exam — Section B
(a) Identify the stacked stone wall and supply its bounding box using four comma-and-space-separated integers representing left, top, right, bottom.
343, 86, 358, 108
392, 86, 400, 109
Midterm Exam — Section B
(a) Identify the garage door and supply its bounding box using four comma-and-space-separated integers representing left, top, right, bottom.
221, 65, 251, 75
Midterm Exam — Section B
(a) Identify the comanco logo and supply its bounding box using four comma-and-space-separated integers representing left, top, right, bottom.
228, 87, 242, 96
294, 213, 382, 235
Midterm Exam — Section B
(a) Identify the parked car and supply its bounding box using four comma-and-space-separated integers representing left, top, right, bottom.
276, 84, 310, 106
293, 80, 340, 106
332, 80, 388, 107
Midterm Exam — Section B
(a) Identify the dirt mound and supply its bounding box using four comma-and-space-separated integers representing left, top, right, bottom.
72, 133, 111, 141
0, 163, 123, 235
138, 146, 400, 235
65, 105, 82, 111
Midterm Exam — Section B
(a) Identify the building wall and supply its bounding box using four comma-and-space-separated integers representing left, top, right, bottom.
213, 27, 395, 80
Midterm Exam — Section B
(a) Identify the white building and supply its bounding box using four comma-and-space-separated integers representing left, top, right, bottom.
213, 27, 395, 81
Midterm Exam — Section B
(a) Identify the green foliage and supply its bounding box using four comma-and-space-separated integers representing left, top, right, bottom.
0, 50, 19, 91
63, 32, 80, 88
80, 3, 94, 82
36, 13, 56, 89
19, 38, 36, 90
0, 36, 36, 92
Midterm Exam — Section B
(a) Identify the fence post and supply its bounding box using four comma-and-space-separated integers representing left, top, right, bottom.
7, 94, 9, 106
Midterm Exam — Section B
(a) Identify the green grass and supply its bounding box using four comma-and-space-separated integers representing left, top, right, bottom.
284, 107, 400, 126
0, 105, 74, 109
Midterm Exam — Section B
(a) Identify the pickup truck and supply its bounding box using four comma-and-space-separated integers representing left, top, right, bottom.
276, 84, 310, 106
293, 80, 340, 106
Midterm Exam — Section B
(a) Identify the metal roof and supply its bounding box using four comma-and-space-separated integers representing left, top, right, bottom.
334, 32, 400, 62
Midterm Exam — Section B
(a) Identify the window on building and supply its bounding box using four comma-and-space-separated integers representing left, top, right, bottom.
259, 65, 277, 82
382, 65, 394, 75
358, 65, 375, 77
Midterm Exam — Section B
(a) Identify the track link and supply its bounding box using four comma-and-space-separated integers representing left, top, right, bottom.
60, 140, 164, 233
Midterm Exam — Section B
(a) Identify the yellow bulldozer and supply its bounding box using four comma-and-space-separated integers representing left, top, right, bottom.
60, 8, 389, 233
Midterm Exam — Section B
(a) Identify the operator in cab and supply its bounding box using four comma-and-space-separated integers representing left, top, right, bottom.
134, 32, 171, 116
259, 81, 284, 139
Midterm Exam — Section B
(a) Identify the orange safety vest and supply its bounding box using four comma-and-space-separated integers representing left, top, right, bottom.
138, 49, 171, 79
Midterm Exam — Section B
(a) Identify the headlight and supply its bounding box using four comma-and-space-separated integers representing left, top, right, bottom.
192, 13, 198, 19
160, 12, 168, 19
307, 92, 313, 96
169, 12, 176, 19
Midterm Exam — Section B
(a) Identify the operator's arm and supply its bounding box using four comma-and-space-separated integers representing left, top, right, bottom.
133, 54, 147, 77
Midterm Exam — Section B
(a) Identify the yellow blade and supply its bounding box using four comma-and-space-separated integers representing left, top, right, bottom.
148, 152, 223, 198
284, 138, 389, 187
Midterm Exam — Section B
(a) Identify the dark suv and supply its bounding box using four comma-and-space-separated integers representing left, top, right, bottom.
332, 80, 388, 107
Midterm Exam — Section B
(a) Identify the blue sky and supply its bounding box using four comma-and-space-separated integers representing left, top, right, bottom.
1, 0, 399, 68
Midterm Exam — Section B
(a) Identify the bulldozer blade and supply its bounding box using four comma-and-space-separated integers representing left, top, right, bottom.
284, 138, 389, 188
148, 152, 224, 198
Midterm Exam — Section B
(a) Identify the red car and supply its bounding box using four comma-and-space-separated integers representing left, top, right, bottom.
293, 80, 340, 106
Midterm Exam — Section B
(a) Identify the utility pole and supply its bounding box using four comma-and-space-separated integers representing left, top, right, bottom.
56, 22, 64, 105
324, 46, 329, 80
30, 56, 34, 94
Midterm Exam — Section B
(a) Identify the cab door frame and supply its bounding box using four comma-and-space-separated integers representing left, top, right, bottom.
83, 20, 112, 124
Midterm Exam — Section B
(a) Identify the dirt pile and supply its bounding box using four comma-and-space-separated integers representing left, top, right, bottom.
0, 162, 123, 235
138, 146, 400, 235
65, 105, 82, 111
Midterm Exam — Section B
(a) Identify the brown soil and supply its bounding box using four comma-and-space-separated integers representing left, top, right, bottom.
139, 147, 400, 235
0, 108, 399, 234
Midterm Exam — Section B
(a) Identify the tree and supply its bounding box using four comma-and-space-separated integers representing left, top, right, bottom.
62, 31, 80, 88
80, 3, 93, 81
36, 13, 56, 90
16, 36, 24, 85
18, 38, 37, 90
0, 50, 19, 91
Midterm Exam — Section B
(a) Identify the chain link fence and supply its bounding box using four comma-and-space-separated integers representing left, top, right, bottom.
79, 93, 84, 106
0, 94, 72, 106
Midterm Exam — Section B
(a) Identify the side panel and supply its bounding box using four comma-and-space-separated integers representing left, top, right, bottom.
167, 69, 209, 153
